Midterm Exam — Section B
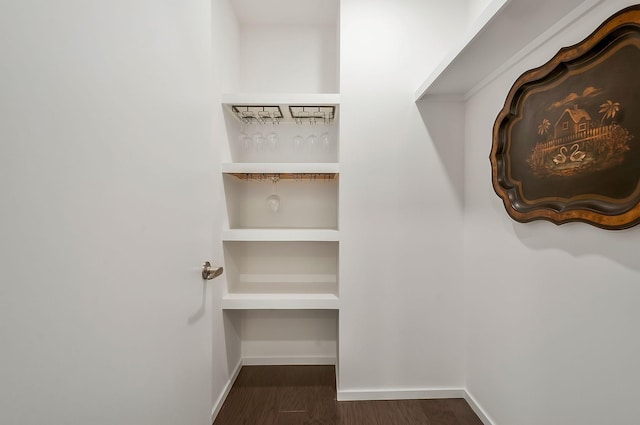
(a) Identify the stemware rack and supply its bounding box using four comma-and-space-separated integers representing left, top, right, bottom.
232, 105, 284, 124
289, 106, 335, 124
230, 104, 335, 124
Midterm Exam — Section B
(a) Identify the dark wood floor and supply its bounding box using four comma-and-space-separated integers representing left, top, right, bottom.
213, 365, 484, 425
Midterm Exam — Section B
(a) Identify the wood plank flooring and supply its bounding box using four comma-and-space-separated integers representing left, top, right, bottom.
213, 365, 484, 425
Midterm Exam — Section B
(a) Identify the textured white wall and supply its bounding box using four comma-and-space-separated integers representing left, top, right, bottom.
339, 0, 468, 395
0, 1, 220, 424
463, 1, 640, 424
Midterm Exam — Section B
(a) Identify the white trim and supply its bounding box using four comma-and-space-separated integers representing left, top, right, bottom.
336, 387, 495, 425
337, 387, 465, 401
415, 94, 466, 103
210, 359, 243, 424
464, 390, 496, 425
242, 356, 337, 366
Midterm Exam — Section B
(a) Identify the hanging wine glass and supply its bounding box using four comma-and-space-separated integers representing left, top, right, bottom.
253, 131, 265, 152
307, 133, 318, 148
266, 131, 278, 151
306, 133, 318, 161
293, 135, 303, 151
320, 132, 330, 149
238, 125, 247, 144
266, 175, 281, 213
239, 125, 252, 151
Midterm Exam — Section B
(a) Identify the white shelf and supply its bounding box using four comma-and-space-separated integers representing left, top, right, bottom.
222, 228, 339, 242
414, 0, 604, 100
221, 93, 340, 106
222, 162, 339, 174
222, 293, 340, 310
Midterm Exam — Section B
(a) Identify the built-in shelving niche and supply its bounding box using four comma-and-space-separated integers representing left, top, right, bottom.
227, 309, 338, 365
219, 0, 340, 367
222, 100, 340, 163
223, 173, 339, 230
224, 241, 338, 296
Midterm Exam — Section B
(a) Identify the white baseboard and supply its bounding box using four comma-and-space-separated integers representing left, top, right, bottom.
337, 387, 495, 425
242, 356, 337, 366
210, 359, 242, 424
463, 390, 495, 425
337, 388, 465, 401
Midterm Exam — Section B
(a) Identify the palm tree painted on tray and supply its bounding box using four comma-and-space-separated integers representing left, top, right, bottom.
599, 100, 620, 125
537, 118, 551, 138
527, 92, 633, 177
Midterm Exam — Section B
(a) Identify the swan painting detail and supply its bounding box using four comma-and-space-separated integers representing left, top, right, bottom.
569, 144, 587, 162
552, 146, 568, 164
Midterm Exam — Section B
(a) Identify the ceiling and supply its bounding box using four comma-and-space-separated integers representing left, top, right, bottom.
231, 0, 339, 25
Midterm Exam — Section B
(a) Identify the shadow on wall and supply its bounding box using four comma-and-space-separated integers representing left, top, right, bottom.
188, 281, 208, 325
513, 219, 640, 272
415, 99, 465, 208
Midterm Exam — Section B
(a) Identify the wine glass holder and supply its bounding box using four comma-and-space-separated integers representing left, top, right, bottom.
289, 106, 335, 124
232, 105, 283, 124
231, 105, 335, 125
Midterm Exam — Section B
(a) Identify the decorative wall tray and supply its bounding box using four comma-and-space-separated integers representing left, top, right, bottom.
491, 5, 640, 229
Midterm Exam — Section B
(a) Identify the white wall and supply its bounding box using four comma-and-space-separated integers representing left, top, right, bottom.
238, 25, 338, 93
231, 0, 339, 93
466, 0, 496, 26
213, 0, 240, 93
0, 1, 220, 424
211, 0, 243, 416
339, 0, 468, 396
463, 1, 640, 424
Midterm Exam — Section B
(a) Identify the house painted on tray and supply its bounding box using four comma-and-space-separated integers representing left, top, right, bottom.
554, 104, 592, 138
